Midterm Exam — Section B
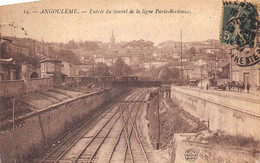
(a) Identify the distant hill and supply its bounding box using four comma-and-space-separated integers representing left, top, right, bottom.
54, 49, 81, 65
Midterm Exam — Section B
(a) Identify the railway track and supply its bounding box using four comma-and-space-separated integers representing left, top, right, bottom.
121, 91, 149, 163
38, 90, 136, 163
39, 88, 151, 163
106, 91, 146, 163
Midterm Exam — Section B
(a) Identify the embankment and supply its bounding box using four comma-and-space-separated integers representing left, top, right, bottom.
0, 88, 128, 162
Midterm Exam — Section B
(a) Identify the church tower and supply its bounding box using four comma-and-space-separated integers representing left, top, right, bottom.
110, 30, 115, 45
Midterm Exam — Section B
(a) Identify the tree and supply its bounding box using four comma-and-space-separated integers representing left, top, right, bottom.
83, 41, 99, 51
79, 41, 84, 48
65, 40, 78, 49
95, 62, 110, 76
110, 58, 132, 76
55, 49, 80, 64
189, 47, 196, 55
156, 65, 180, 82
184, 46, 196, 60
208, 53, 216, 60
158, 66, 172, 82
170, 67, 180, 79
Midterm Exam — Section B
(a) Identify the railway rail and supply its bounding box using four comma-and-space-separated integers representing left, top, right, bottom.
38, 88, 151, 163
107, 90, 148, 163
38, 91, 132, 163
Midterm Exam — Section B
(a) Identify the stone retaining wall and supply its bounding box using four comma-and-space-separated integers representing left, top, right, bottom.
0, 88, 127, 162
171, 86, 260, 140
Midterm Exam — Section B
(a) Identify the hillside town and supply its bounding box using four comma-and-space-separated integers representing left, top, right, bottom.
1, 31, 259, 91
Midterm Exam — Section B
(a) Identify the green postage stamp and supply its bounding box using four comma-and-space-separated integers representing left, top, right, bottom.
220, 1, 258, 48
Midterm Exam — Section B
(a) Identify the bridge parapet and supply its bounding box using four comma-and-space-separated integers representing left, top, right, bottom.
172, 86, 260, 116
112, 81, 162, 87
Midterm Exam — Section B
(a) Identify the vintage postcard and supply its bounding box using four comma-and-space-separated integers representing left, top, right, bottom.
0, 0, 259, 162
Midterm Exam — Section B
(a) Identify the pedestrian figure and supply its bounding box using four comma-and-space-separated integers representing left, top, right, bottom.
227, 81, 231, 91
242, 81, 245, 92
206, 83, 209, 90
246, 82, 250, 93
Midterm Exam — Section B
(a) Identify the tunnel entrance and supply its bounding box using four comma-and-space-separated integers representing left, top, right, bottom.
30, 72, 39, 79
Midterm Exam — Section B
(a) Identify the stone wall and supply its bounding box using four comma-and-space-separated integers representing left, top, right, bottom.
0, 88, 126, 162
0, 80, 24, 97
25, 78, 53, 93
171, 86, 260, 140
0, 78, 53, 97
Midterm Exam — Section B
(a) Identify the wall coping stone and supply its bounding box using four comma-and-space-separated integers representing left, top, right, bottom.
172, 87, 260, 118
0, 88, 112, 130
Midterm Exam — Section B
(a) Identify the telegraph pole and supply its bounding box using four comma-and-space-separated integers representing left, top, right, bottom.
230, 49, 232, 81
157, 90, 160, 150
12, 98, 15, 131
180, 30, 183, 80
92, 58, 94, 84
211, 61, 213, 78
171, 41, 173, 60
0, 26, 2, 57
200, 67, 203, 89
33, 40, 36, 57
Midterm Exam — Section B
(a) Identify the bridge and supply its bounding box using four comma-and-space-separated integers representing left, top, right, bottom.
111, 81, 162, 87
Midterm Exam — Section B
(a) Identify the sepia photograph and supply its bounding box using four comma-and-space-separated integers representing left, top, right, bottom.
0, 0, 259, 162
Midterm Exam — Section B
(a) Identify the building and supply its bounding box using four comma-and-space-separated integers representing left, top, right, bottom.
185, 65, 209, 80
231, 63, 260, 90
157, 41, 181, 49
94, 56, 116, 66
61, 61, 79, 77
217, 62, 230, 79
152, 49, 179, 59
110, 30, 115, 45
169, 61, 189, 69
40, 59, 64, 84
121, 56, 131, 65
230, 31, 260, 91
124, 40, 154, 50
141, 61, 168, 69
21, 63, 41, 79
0, 60, 21, 81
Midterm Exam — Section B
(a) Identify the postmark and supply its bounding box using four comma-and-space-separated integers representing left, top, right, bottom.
220, 1, 260, 67
185, 148, 198, 162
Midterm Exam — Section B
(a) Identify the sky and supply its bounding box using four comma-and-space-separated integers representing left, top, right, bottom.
0, 0, 258, 44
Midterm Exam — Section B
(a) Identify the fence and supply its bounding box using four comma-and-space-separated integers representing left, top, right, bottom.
0, 78, 53, 97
